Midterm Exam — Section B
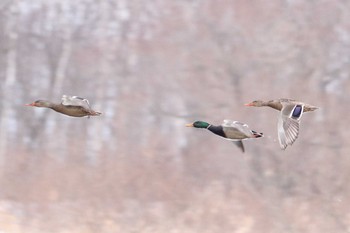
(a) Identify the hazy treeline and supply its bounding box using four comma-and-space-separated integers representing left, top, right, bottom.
0, 1, 349, 232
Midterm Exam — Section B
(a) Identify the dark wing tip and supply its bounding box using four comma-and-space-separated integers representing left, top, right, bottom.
233, 141, 245, 153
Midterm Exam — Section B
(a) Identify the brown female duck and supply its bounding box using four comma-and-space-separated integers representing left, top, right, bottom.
245, 98, 318, 150
26, 95, 101, 117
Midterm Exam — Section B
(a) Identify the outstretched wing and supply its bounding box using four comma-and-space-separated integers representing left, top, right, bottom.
278, 104, 303, 149
61, 95, 91, 109
222, 120, 254, 138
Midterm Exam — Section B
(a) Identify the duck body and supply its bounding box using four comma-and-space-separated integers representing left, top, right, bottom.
245, 98, 318, 150
26, 95, 101, 118
51, 104, 97, 117
245, 98, 318, 112
186, 120, 263, 152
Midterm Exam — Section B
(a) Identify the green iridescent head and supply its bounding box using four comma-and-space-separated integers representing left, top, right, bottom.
186, 121, 210, 129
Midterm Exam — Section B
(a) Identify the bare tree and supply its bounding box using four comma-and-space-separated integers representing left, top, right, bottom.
0, 1, 18, 169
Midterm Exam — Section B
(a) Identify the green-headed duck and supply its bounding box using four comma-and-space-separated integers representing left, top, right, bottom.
186, 120, 263, 153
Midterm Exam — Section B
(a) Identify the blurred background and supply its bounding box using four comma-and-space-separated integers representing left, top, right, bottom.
0, 0, 349, 232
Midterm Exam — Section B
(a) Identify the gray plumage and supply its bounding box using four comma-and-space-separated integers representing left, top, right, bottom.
222, 120, 259, 139
221, 120, 263, 152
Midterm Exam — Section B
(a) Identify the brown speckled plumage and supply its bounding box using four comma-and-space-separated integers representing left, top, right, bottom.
245, 98, 318, 150
26, 95, 101, 118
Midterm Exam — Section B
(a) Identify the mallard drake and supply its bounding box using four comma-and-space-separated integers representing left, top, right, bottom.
186, 120, 263, 152
25, 95, 102, 117
244, 98, 318, 150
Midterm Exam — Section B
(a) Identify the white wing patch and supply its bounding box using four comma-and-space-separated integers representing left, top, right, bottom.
222, 119, 256, 139
222, 120, 248, 128
61, 95, 91, 109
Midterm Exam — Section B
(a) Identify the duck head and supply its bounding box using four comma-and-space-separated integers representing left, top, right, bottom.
186, 121, 210, 128
25, 100, 51, 108
244, 100, 266, 107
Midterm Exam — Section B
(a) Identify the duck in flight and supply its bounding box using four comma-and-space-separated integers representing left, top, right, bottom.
25, 95, 101, 118
186, 120, 263, 152
245, 98, 318, 150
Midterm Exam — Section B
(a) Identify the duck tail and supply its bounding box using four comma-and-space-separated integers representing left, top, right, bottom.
90, 110, 102, 116
251, 130, 263, 138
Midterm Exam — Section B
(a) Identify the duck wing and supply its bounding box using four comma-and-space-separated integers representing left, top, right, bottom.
278, 104, 304, 149
61, 95, 91, 109
222, 120, 257, 139
232, 140, 245, 153
222, 120, 262, 152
